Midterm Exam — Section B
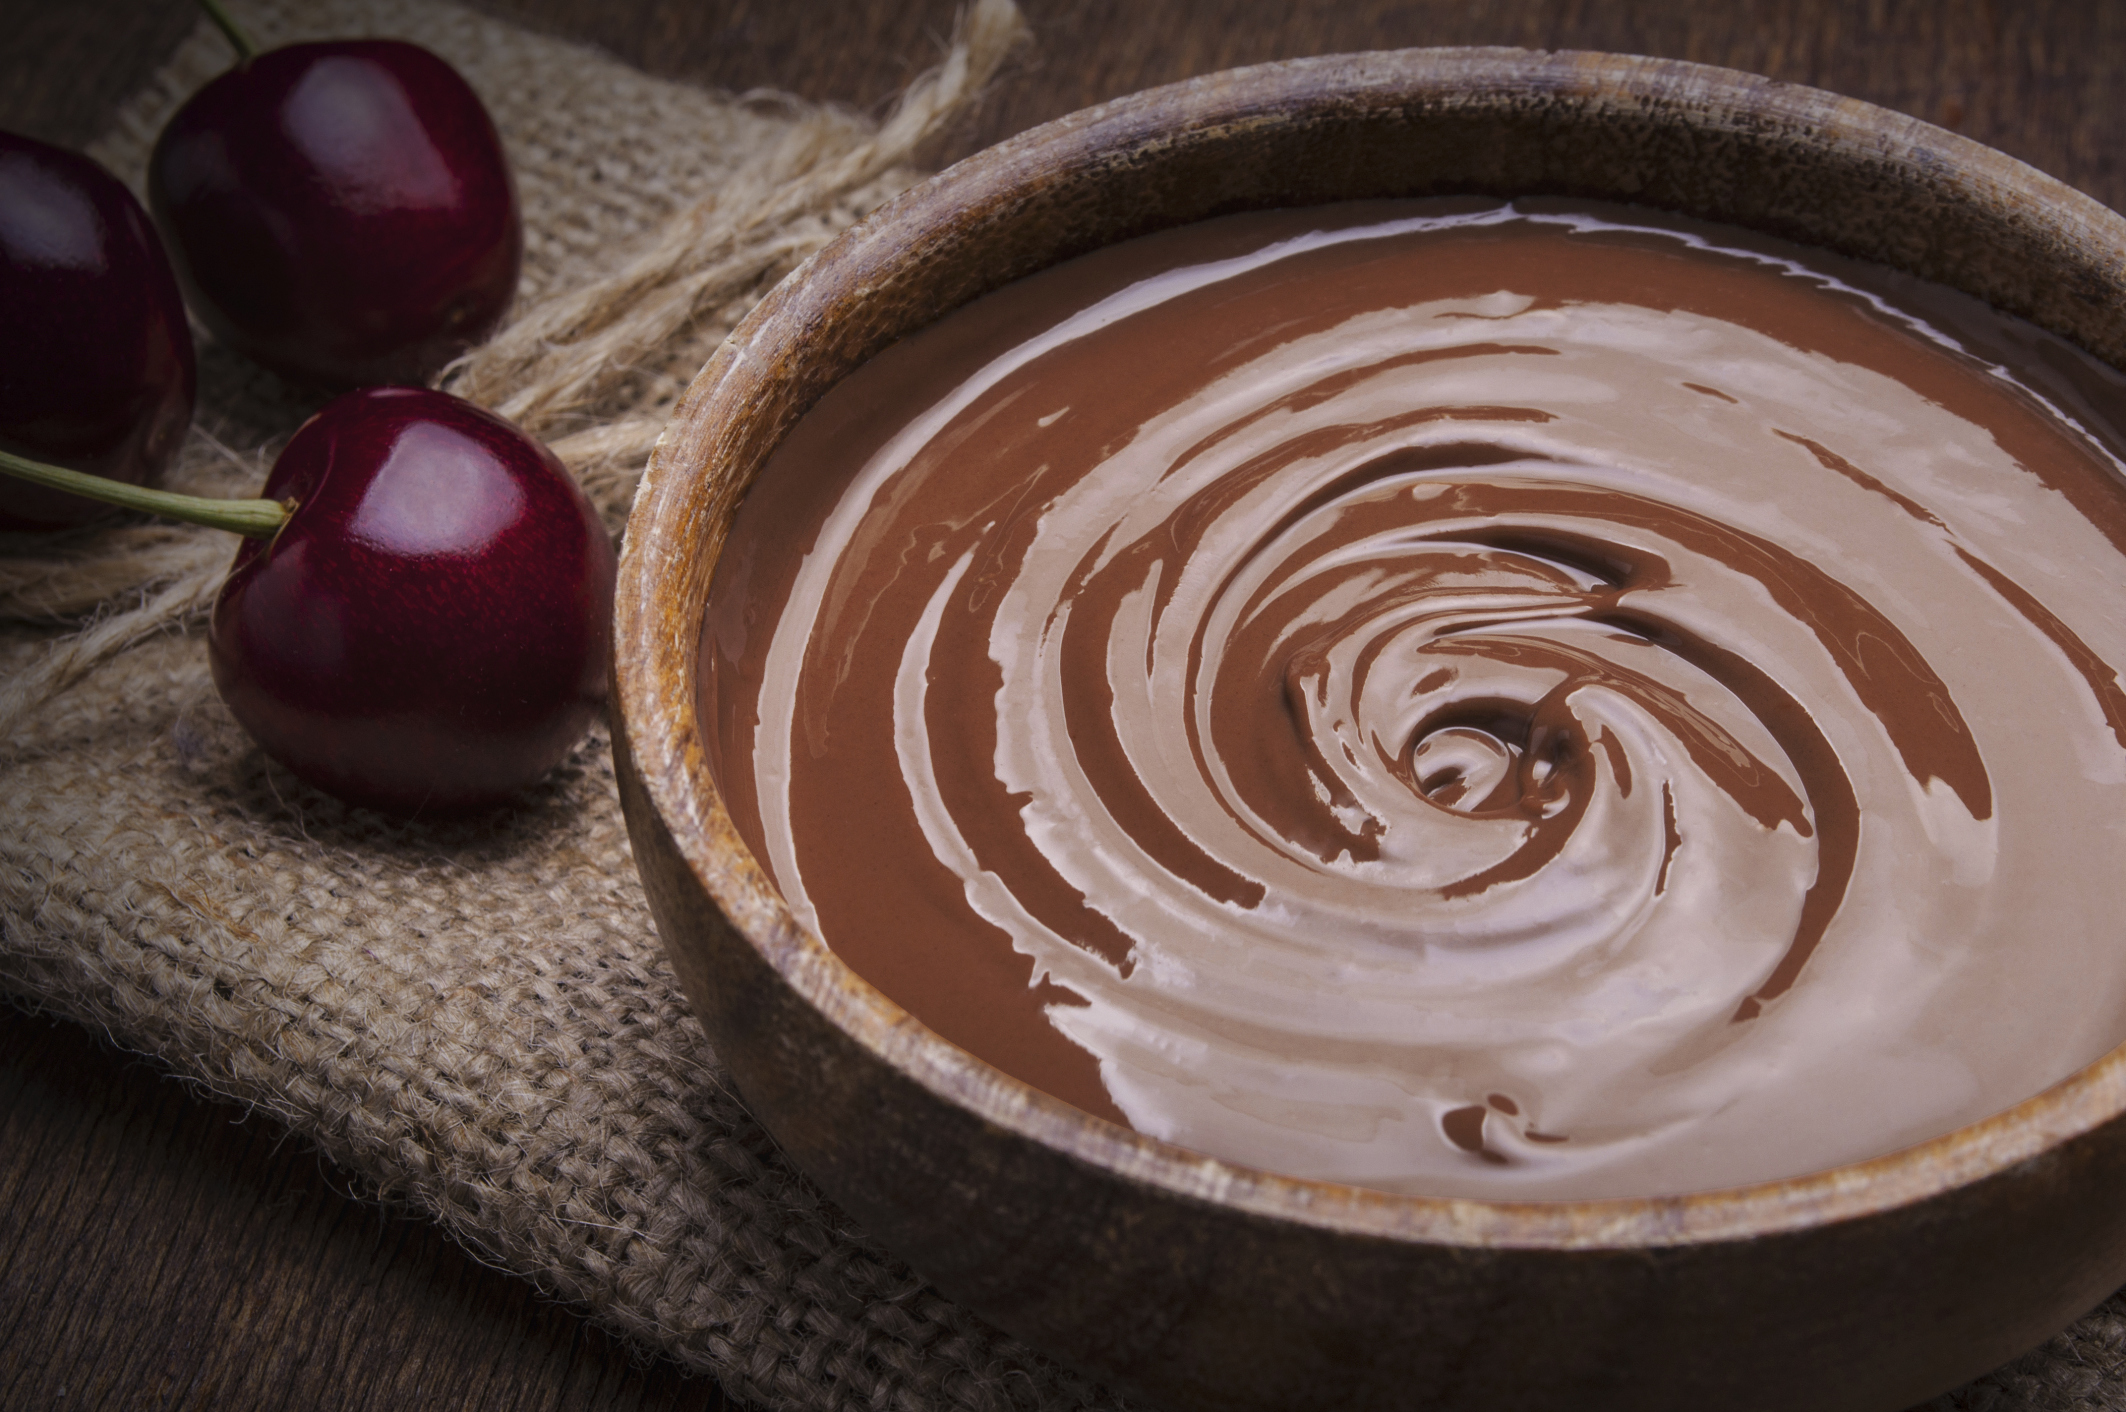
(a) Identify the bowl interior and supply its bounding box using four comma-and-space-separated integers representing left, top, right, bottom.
615, 45, 2126, 1247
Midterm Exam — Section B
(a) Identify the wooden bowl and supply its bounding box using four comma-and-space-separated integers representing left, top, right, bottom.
612, 48, 2126, 1412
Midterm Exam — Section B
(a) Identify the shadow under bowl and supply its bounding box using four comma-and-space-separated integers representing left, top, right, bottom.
612, 47, 2126, 1412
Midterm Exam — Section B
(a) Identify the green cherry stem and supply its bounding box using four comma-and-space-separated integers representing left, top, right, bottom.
196, 0, 261, 64
0, 447, 288, 539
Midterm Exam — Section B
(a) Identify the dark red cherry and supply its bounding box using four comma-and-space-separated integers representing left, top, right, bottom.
0, 130, 196, 532
209, 387, 614, 815
148, 40, 521, 389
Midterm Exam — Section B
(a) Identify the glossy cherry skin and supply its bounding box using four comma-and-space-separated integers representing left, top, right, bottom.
210, 387, 614, 815
148, 41, 521, 389
0, 130, 196, 532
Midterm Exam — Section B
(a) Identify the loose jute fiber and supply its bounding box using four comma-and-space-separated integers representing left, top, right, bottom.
0, 3, 2122, 1409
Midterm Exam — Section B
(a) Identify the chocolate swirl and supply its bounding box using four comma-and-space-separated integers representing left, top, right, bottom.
704, 202, 2126, 1198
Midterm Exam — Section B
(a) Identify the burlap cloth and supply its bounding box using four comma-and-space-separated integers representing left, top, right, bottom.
0, 4, 2121, 1409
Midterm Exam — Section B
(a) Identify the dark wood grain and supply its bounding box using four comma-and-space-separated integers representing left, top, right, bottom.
2, 2, 2123, 1409
470, 0, 2126, 215
0, 1006, 729, 1411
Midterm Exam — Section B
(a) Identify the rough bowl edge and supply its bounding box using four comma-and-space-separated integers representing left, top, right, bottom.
614, 44, 2126, 1253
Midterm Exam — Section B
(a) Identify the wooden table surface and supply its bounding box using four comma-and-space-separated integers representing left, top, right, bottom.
4, 2, 2124, 1408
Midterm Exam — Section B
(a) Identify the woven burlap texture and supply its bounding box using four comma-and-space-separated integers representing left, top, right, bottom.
0, 3, 1124, 1410
1, 3, 2122, 1409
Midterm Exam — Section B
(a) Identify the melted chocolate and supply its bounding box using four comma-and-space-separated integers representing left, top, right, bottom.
701, 200, 2126, 1198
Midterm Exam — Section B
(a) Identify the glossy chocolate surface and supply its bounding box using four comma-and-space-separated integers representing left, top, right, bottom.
0, 129, 195, 532
702, 200, 2126, 1199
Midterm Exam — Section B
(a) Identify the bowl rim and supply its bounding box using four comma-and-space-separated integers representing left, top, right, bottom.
615, 43, 2126, 1253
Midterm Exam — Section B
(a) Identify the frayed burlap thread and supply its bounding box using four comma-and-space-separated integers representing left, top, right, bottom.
0, 3, 1134, 1409
0, 0, 1012, 740
4, 4, 2125, 1409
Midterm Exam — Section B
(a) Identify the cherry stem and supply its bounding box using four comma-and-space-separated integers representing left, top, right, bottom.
0, 447, 288, 539
196, 0, 260, 63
